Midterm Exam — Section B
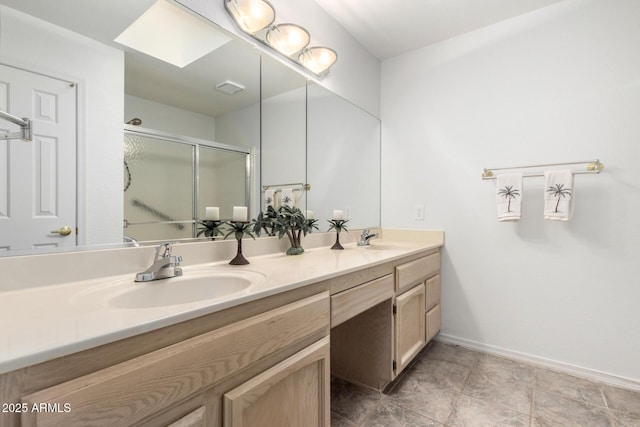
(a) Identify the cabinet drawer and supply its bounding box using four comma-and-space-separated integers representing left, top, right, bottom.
331, 274, 393, 327
426, 304, 441, 343
425, 274, 441, 311
21, 293, 330, 427
395, 252, 440, 295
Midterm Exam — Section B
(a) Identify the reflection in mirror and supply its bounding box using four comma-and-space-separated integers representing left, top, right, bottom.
0, 0, 260, 256
124, 129, 194, 242
198, 146, 250, 221
0, 0, 383, 258
260, 54, 308, 211
306, 82, 381, 231
123, 127, 251, 243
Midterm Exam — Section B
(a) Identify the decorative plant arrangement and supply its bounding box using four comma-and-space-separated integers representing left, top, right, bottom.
196, 220, 224, 240
203, 204, 348, 260
224, 220, 256, 265
254, 205, 316, 255
306, 217, 319, 234
253, 205, 278, 237
327, 218, 349, 250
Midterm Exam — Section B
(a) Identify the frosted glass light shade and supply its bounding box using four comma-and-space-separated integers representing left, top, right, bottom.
298, 47, 338, 75
225, 0, 275, 34
115, 0, 231, 68
266, 24, 310, 56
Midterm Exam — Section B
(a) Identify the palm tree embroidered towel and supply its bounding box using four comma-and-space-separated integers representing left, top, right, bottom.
544, 170, 574, 220
281, 188, 295, 207
264, 189, 275, 208
497, 173, 522, 221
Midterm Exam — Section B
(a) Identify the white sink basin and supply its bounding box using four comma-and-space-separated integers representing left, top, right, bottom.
71, 270, 266, 309
110, 274, 252, 309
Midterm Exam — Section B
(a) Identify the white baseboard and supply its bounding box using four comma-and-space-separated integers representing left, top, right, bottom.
435, 333, 640, 392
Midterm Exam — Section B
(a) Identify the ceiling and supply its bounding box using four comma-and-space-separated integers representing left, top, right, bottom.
1, 0, 566, 117
313, 0, 564, 59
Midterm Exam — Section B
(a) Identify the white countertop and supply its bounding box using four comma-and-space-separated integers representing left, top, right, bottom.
0, 238, 441, 375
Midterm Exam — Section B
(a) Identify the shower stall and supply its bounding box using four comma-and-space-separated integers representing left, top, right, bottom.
123, 125, 252, 242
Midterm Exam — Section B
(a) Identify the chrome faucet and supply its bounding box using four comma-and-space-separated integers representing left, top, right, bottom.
357, 228, 379, 246
135, 242, 183, 282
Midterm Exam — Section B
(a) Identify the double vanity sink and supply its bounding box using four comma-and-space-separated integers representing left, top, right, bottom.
0, 234, 441, 375
0, 231, 443, 426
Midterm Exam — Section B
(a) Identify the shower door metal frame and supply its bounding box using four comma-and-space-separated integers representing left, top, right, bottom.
124, 125, 252, 238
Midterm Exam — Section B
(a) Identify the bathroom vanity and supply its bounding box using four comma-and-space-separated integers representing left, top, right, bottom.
0, 231, 442, 426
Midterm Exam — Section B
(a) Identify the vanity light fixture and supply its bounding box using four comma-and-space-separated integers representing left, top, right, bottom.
224, 0, 337, 76
115, 0, 232, 68
298, 46, 338, 75
225, 0, 275, 34
266, 24, 310, 56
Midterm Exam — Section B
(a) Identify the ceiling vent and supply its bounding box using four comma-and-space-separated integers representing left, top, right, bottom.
215, 80, 245, 95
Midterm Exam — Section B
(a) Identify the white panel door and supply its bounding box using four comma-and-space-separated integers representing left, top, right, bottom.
0, 64, 77, 252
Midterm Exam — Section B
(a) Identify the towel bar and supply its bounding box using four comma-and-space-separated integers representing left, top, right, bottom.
0, 109, 32, 142
482, 159, 603, 179
262, 182, 311, 191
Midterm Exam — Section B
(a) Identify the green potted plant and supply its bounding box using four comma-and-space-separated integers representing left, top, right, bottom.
253, 205, 278, 237
272, 205, 313, 255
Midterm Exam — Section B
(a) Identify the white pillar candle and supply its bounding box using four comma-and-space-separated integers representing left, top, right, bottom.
232, 206, 248, 222
205, 207, 220, 221
305, 210, 314, 220
332, 209, 344, 220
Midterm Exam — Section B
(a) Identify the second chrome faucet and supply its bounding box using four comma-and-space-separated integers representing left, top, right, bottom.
357, 228, 379, 246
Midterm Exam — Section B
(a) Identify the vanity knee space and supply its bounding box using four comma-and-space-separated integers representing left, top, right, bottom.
329, 249, 442, 391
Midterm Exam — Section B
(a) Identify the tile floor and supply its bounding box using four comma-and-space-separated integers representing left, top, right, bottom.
331, 341, 640, 426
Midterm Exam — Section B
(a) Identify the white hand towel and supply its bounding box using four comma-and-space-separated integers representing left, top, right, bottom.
496, 173, 523, 221
281, 188, 295, 207
264, 189, 275, 209
544, 170, 574, 221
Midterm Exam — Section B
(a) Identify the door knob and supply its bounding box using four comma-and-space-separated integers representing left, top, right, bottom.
51, 226, 73, 236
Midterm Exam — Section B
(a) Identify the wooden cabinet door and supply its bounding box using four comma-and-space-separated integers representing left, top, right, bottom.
223, 337, 330, 427
394, 283, 426, 376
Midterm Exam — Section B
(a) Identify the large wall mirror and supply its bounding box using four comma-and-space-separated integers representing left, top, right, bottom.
0, 0, 260, 254
0, 0, 381, 258
306, 82, 381, 231
260, 55, 307, 211
260, 65, 381, 231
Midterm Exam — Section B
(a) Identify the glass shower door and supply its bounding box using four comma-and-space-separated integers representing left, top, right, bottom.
124, 133, 195, 242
